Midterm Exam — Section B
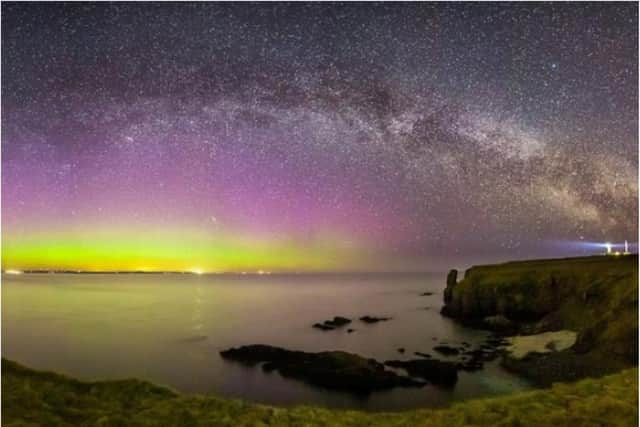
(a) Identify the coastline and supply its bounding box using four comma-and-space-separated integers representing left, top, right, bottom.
441, 254, 638, 386
4, 254, 637, 424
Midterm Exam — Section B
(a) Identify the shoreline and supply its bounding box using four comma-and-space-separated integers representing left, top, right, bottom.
4, 254, 637, 424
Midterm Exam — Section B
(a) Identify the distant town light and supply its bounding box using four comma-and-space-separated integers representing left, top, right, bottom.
4, 269, 23, 275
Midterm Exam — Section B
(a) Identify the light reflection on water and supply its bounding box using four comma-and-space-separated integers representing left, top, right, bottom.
2, 272, 530, 411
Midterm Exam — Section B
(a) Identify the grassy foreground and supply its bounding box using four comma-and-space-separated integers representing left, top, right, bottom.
2, 358, 637, 427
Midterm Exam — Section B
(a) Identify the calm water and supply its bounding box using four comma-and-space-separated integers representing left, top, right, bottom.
2, 272, 530, 411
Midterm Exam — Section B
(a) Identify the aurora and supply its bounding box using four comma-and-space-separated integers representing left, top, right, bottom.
2, 3, 637, 272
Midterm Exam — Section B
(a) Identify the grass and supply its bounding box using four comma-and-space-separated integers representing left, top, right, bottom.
2, 358, 638, 426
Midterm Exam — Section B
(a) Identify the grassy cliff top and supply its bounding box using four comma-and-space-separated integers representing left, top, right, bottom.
463, 254, 637, 278
2, 358, 638, 427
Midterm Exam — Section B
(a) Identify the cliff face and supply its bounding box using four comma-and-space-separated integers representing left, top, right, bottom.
441, 255, 638, 364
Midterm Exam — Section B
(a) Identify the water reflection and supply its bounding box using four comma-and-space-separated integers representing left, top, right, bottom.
2, 272, 530, 411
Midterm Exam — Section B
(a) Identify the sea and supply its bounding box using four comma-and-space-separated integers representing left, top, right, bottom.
1, 272, 530, 411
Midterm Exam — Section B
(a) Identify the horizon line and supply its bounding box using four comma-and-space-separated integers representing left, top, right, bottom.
1, 269, 445, 276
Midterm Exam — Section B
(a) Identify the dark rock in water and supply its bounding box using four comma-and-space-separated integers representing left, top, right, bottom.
464, 348, 500, 363
433, 345, 460, 356
486, 336, 509, 347
325, 316, 351, 327
312, 316, 352, 331
457, 359, 484, 371
347, 328, 355, 333
397, 347, 405, 354
312, 323, 335, 331
414, 352, 431, 358
384, 359, 458, 386
420, 292, 435, 296
360, 315, 391, 324
220, 345, 424, 393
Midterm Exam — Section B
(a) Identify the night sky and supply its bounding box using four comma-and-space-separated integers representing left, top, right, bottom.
2, 3, 638, 272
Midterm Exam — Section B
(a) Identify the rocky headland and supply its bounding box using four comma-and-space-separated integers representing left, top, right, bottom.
441, 254, 638, 385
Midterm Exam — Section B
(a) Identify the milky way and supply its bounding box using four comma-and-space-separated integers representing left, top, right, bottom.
2, 3, 638, 271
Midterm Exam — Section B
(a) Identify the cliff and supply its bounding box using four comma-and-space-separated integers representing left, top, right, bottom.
441, 255, 638, 384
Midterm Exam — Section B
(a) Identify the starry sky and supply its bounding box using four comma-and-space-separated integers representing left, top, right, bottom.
2, 3, 638, 272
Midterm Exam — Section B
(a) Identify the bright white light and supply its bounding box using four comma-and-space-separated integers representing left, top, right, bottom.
4, 269, 22, 275
190, 268, 204, 275
605, 242, 612, 254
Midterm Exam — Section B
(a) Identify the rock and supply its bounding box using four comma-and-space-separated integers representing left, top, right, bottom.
420, 292, 435, 296
326, 316, 351, 327
347, 328, 355, 333
464, 348, 499, 362
442, 269, 458, 309
359, 315, 391, 324
397, 347, 405, 353
220, 345, 424, 393
486, 336, 509, 347
312, 316, 352, 331
384, 359, 458, 386
433, 345, 460, 356
482, 315, 516, 332
500, 348, 631, 387
440, 255, 638, 386
457, 359, 483, 371
312, 323, 335, 331
446, 269, 458, 287
414, 352, 431, 358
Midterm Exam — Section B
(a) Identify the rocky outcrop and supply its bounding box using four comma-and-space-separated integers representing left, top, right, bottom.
440, 255, 638, 385
443, 269, 457, 307
220, 345, 424, 393
312, 316, 351, 331
433, 345, 460, 356
359, 315, 391, 324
